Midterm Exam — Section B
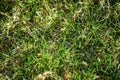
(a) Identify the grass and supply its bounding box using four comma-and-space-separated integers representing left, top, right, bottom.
0, 0, 120, 80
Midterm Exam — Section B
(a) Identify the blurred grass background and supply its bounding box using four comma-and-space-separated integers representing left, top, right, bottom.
0, 0, 120, 80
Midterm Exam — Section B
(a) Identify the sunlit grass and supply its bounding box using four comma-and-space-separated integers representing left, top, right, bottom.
0, 0, 120, 80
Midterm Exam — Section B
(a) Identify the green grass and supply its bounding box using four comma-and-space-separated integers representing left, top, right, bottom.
0, 0, 120, 80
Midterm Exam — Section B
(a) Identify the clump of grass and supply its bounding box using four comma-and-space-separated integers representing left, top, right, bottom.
0, 0, 120, 80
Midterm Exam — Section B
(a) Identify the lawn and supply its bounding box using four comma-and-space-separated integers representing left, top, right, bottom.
0, 0, 120, 80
